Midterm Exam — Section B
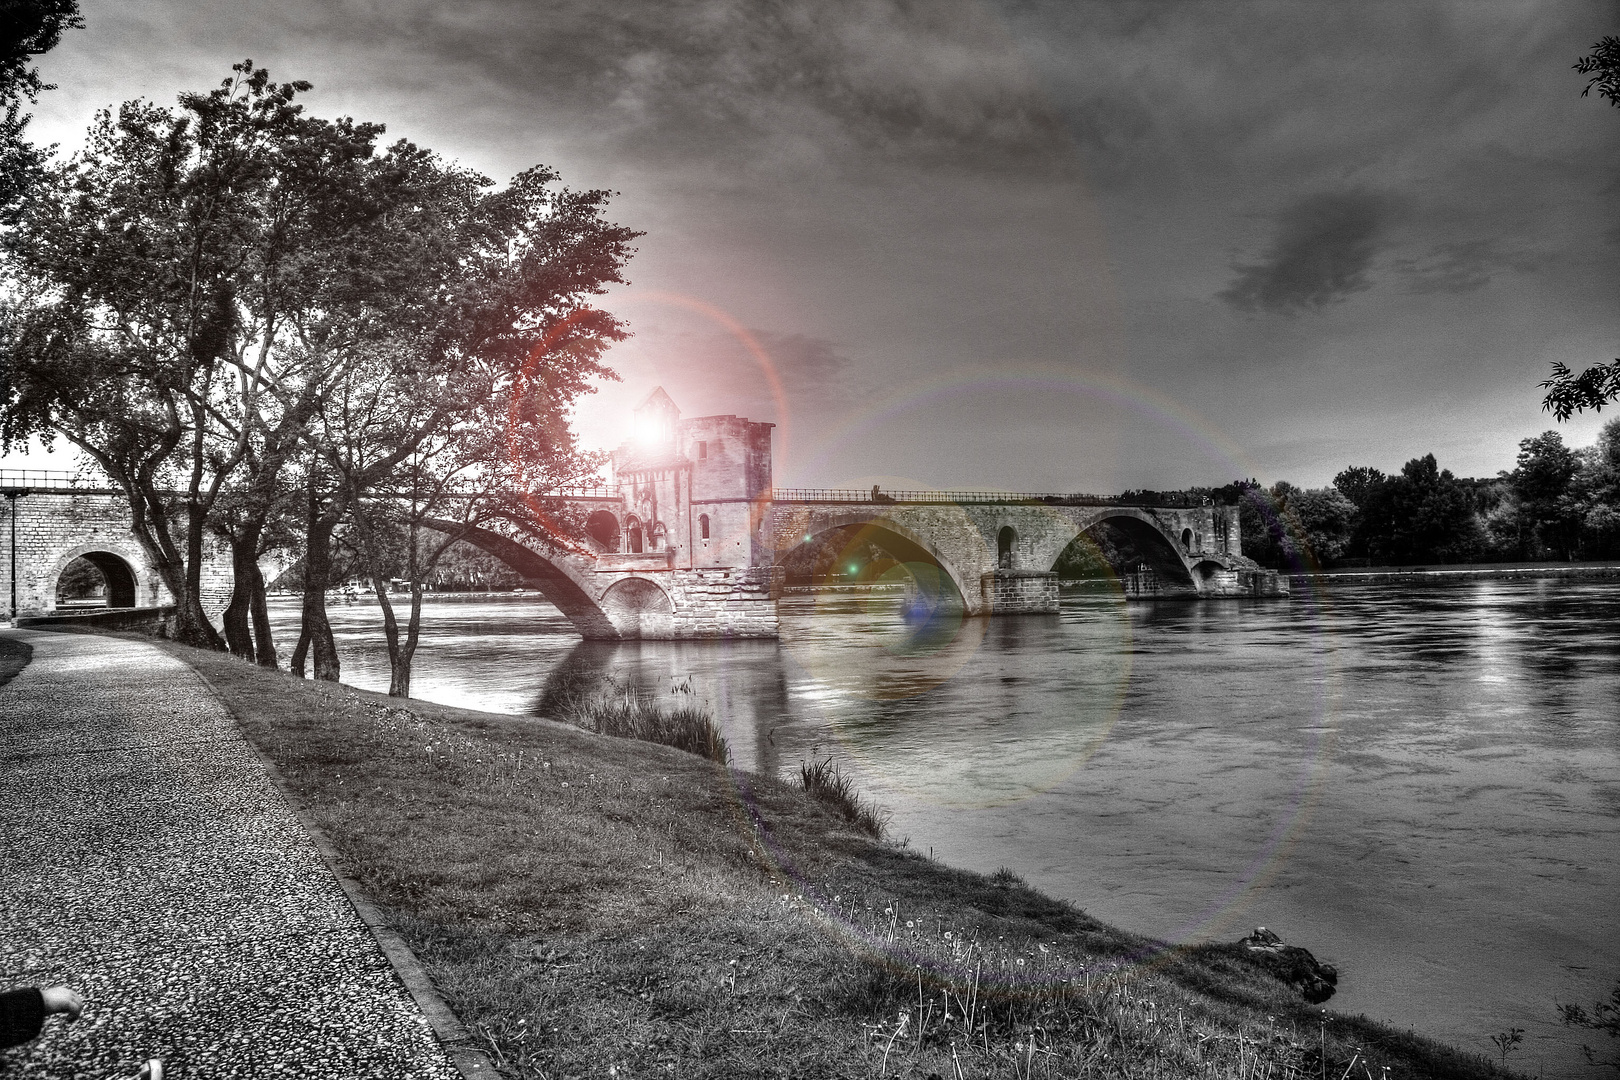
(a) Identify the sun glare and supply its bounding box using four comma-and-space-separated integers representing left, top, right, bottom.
635, 415, 668, 446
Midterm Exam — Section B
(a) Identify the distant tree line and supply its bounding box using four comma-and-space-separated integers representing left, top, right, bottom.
273, 536, 523, 594
1224, 419, 1620, 570
1, 62, 639, 696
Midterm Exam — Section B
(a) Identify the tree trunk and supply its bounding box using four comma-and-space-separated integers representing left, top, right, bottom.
249, 563, 277, 669
221, 525, 260, 659
391, 584, 423, 699
173, 501, 225, 650
296, 485, 342, 682
290, 621, 310, 677
369, 574, 409, 698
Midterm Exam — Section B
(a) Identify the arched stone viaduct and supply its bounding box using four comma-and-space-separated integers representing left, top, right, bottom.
764, 496, 1279, 616
5, 484, 1280, 642
0, 483, 237, 621
2, 390, 1284, 640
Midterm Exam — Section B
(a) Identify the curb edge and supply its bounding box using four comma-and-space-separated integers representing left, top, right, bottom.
182, 660, 504, 1080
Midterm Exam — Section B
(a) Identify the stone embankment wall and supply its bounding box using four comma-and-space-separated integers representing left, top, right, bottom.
1290, 563, 1620, 589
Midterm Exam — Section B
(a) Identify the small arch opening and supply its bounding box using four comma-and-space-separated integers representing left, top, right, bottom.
650, 522, 667, 549
626, 516, 644, 554
699, 513, 710, 540
1181, 527, 1194, 552
586, 510, 621, 552
997, 526, 1017, 570
601, 576, 675, 639
56, 552, 138, 608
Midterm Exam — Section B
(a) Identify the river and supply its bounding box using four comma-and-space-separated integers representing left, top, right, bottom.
266, 580, 1620, 1076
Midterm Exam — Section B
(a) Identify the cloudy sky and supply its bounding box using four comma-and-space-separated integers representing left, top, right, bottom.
9, 0, 1619, 492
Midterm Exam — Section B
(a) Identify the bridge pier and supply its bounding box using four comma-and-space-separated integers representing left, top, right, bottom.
982, 569, 1059, 614
592, 566, 783, 640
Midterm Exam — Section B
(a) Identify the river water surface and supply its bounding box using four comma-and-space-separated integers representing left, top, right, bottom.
267, 580, 1620, 1075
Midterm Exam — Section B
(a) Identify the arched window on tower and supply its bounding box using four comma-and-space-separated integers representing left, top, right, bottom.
699, 514, 710, 540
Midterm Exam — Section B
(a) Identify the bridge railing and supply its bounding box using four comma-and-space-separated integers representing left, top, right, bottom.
0, 469, 114, 491
767, 487, 1215, 508
553, 486, 624, 500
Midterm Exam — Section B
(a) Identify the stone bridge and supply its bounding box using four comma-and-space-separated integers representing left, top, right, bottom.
0, 477, 238, 621
2, 388, 1284, 640
764, 491, 1276, 616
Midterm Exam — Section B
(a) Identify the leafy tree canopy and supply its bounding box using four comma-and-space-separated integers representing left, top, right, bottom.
1540, 36, 1620, 419
0, 0, 82, 209
0, 0, 81, 104
1576, 34, 1620, 107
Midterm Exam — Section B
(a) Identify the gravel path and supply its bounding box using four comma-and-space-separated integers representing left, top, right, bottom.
0, 630, 463, 1080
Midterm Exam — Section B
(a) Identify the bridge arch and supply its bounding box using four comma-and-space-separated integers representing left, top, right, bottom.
424, 519, 621, 639
50, 544, 144, 609
778, 513, 975, 608
1048, 508, 1198, 596
585, 510, 620, 552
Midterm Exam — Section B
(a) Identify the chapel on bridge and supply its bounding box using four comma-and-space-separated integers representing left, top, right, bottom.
596, 388, 775, 571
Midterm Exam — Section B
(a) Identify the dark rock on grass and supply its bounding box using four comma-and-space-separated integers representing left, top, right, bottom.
1237, 926, 1339, 1004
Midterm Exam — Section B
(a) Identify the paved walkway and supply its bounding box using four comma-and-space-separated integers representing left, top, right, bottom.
0, 630, 461, 1079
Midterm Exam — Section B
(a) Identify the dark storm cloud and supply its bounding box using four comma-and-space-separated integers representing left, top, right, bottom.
751, 331, 855, 401
1218, 192, 1388, 316
19, 0, 1620, 488
649, 328, 856, 421
312, 0, 1080, 181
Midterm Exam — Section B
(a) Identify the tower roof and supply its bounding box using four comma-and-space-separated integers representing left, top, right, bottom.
636, 386, 680, 418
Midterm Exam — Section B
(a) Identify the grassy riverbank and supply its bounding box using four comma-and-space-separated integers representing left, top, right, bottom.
162, 641, 1516, 1079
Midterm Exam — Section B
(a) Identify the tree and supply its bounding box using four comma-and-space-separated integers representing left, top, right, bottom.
1332, 465, 1385, 513
3, 64, 414, 650
1576, 34, 1620, 107
291, 147, 637, 692
1512, 431, 1582, 559
1577, 418, 1620, 556
1355, 455, 1483, 565
1284, 487, 1357, 566
4, 70, 316, 646
0, 0, 82, 210
1540, 36, 1620, 419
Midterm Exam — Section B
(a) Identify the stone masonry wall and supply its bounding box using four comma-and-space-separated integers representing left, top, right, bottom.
604, 566, 783, 639
1, 490, 235, 620
981, 569, 1059, 613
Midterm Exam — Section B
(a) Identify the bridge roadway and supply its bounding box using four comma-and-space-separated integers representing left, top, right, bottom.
3, 473, 1283, 641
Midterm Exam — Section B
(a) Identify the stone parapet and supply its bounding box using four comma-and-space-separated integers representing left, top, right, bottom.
595, 550, 675, 572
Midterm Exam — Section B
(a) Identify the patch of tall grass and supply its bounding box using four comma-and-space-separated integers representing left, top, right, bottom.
562, 680, 731, 765
799, 756, 890, 838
